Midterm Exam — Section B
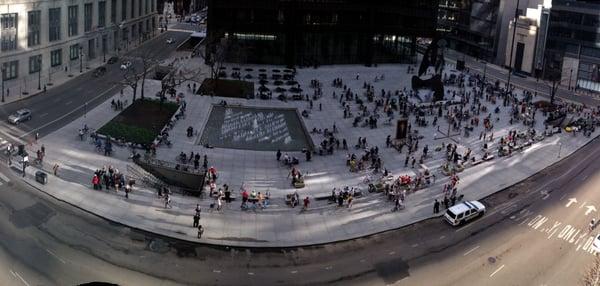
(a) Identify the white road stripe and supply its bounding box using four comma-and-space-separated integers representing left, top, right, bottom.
39, 113, 48, 118
65, 100, 72, 105
0, 171, 10, 182
45, 248, 66, 264
490, 264, 505, 278
463, 245, 480, 256
10, 269, 31, 286
212, 269, 221, 273
20, 86, 120, 138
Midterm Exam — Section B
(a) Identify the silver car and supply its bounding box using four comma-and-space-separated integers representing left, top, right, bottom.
8, 109, 32, 124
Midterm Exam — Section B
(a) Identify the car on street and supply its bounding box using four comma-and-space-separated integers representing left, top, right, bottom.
120, 61, 132, 70
592, 234, 600, 254
107, 56, 119, 64
444, 200, 486, 226
166, 38, 174, 44
8, 109, 32, 124
93, 66, 107, 77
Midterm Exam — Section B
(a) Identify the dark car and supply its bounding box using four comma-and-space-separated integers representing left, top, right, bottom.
93, 66, 107, 77
107, 56, 119, 64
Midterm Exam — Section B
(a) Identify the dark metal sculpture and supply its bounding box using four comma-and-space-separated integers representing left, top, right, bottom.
412, 38, 446, 102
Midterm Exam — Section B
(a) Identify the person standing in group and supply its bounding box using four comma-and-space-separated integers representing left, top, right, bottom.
303, 196, 310, 211
193, 214, 200, 228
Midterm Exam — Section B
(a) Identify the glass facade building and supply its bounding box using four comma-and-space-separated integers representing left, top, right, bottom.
206, 0, 438, 67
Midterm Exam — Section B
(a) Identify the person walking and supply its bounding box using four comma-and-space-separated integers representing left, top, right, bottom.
193, 214, 200, 227
433, 199, 440, 214
197, 225, 204, 238
347, 194, 353, 208
276, 149, 282, 161
164, 194, 172, 208
302, 196, 310, 211
53, 164, 59, 176
124, 183, 131, 198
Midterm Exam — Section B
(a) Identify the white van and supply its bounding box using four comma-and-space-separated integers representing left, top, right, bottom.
444, 200, 486, 226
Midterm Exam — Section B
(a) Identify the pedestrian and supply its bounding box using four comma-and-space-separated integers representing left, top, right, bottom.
303, 196, 310, 210
195, 204, 201, 216
451, 195, 456, 206
319, 103, 322, 111
125, 183, 131, 198
347, 194, 353, 208
35, 132, 39, 144
193, 214, 200, 227
197, 224, 204, 238
41, 144, 45, 155
217, 195, 222, 211
276, 149, 282, 161
165, 194, 171, 208
443, 195, 449, 209
433, 199, 440, 214
404, 155, 409, 167
53, 163, 59, 176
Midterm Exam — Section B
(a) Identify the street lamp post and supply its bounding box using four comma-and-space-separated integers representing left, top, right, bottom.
37, 58, 41, 90
568, 68, 573, 90
79, 46, 83, 73
1, 66, 5, 103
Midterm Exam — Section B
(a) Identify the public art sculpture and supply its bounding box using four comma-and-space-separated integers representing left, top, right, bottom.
411, 38, 446, 102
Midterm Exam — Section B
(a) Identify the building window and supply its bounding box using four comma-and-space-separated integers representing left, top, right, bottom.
49, 8, 61, 41
122, 0, 127, 21
29, 55, 42, 74
145, 0, 149, 14
1, 13, 18, 52
111, 0, 117, 24
3, 61, 18, 80
51, 49, 62, 67
131, 0, 135, 19
84, 3, 93, 32
68, 6, 78, 37
70, 44, 80, 60
138, 0, 142, 17
99, 1, 106, 28
27, 11, 41, 47
151, 0, 154, 13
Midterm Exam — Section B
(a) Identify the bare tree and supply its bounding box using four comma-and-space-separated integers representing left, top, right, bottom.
544, 63, 562, 106
582, 254, 600, 286
123, 66, 142, 101
200, 35, 228, 96
140, 55, 159, 100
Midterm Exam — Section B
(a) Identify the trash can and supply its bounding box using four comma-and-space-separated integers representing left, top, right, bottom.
35, 171, 47, 184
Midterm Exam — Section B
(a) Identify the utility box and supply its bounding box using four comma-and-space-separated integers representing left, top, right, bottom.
35, 171, 47, 184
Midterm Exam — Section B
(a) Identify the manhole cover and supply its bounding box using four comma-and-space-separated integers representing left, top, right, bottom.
488, 257, 496, 263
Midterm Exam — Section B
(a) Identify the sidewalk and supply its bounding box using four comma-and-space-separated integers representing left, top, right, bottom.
16, 59, 600, 247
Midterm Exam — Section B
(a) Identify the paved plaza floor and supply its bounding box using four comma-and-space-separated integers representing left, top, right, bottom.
19, 51, 600, 247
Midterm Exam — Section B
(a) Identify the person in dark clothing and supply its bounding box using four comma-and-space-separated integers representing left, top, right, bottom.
193, 214, 200, 227
433, 199, 440, 214
337, 195, 344, 207
443, 196, 449, 209
276, 150, 282, 161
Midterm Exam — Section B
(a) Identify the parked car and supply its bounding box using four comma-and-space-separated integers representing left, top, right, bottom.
8, 109, 32, 124
120, 61, 132, 70
93, 66, 107, 77
107, 56, 119, 64
444, 200, 486, 226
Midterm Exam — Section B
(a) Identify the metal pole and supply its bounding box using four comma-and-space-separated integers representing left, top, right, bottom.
506, 0, 521, 98
568, 68, 573, 90
37, 58, 41, 90
1, 67, 4, 103
79, 47, 83, 73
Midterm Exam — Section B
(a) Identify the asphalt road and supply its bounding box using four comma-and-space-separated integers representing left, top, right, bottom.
444, 49, 599, 106
0, 30, 191, 144
0, 136, 599, 286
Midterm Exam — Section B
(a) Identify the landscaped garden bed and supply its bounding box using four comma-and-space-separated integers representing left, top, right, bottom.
98, 99, 179, 145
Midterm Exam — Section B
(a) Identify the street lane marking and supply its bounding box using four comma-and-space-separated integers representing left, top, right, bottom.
39, 113, 48, 118
290, 270, 298, 274
10, 270, 31, 286
247, 272, 254, 275
65, 100, 72, 105
324, 266, 333, 270
411, 243, 419, 248
463, 245, 480, 256
212, 270, 221, 273
45, 248, 66, 264
388, 251, 396, 255
20, 85, 120, 138
489, 264, 505, 278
